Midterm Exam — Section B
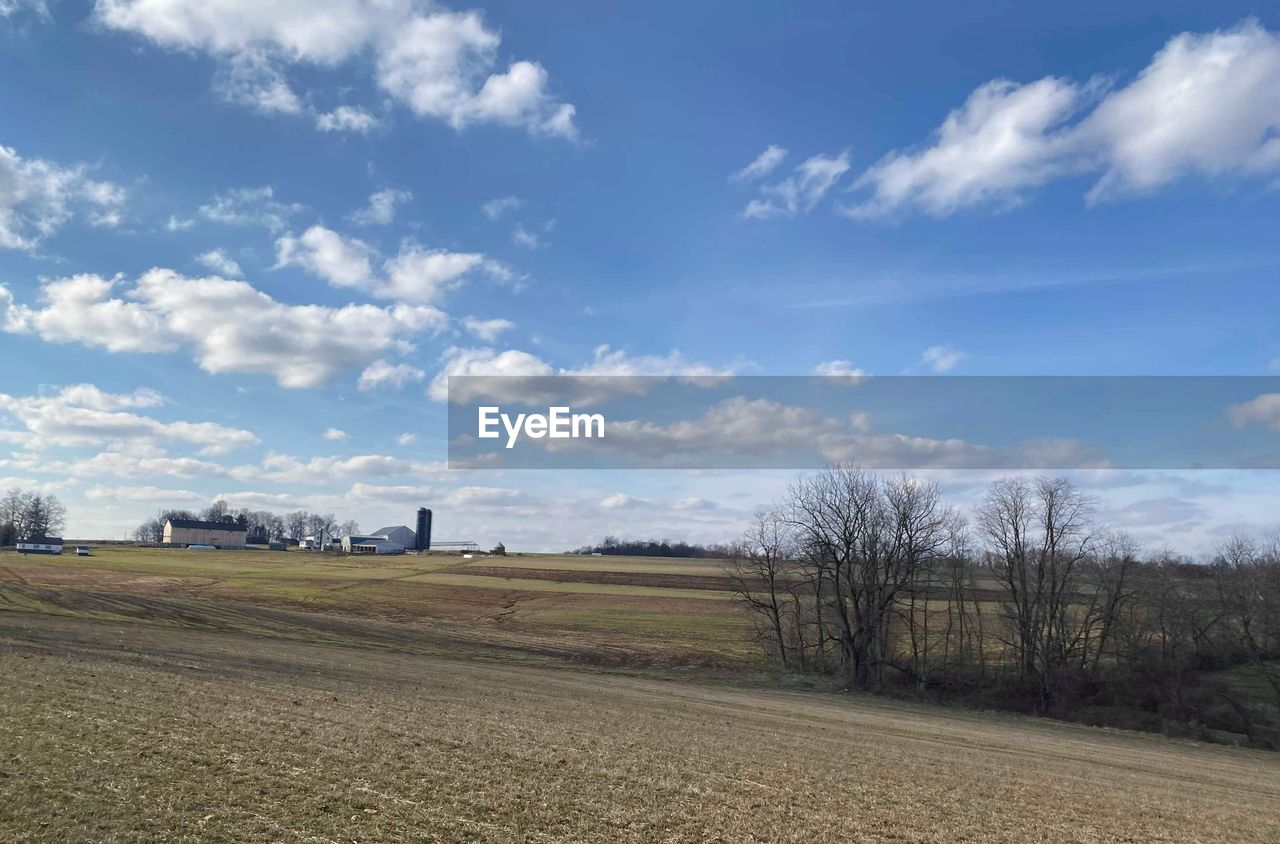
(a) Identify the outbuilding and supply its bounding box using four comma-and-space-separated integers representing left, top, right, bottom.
17, 536, 63, 555
163, 518, 247, 549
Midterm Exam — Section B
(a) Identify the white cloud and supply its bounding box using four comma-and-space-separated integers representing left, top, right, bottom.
481, 195, 521, 220
2, 269, 447, 388
811, 359, 867, 381
396, 432, 416, 445
2, 273, 178, 353
199, 186, 302, 231
511, 222, 541, 249
316, 105, 380, 133
275, 224, 375, 288
743, 151, 850, 219
276, 224, 505, 304
600, 492, 642, 509
730, 144, 788, 182
84, 484, 203, 503
196, 248, 243, 277
357, 359, 425, 391
165, 215, 195, 232
921, 344, 966, 373
846, 20, 1280, 217
215, 50, 304, 114
0, 144, 127, 250
0, 1, 50, 20
430, 343, 740, 403
95, 1, 577, 138
0, 384, 258, 454
381, 244, 501, 303
427, 345, 553, 401
323, 427, 348, 440
1228, 393, 1280, 430
846, 77, 1087, 219
350, 187, 411, 225
248, 451, 446, 484
461, 316, 514, 342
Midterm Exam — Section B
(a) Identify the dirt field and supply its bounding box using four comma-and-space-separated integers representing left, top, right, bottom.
3, 548, 1280, 841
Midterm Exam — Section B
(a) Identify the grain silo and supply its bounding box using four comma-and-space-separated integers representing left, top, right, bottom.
415, 507, 432, 551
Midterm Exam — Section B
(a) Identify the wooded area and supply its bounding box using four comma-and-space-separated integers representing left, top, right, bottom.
727, 466, 1280, 747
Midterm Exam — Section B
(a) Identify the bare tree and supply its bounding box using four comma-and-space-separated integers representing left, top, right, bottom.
978, 476, 1095, 708
726, 508, 796, 667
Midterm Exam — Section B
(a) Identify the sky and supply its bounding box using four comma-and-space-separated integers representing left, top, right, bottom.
2, 1, 1280, 552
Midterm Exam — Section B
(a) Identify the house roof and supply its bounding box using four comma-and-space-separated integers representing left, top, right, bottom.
22, 536, 63, 544
166, 518, 248, 532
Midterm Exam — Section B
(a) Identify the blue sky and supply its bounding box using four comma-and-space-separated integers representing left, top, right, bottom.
2, 1, 1280, 549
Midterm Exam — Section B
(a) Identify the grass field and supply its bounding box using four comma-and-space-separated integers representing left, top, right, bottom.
3, 546, 1279, 841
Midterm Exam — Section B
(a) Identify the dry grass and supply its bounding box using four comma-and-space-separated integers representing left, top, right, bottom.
2, 611, 1278, 842
4, 548, 1280, 841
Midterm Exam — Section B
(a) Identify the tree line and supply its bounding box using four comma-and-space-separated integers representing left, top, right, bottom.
133, 499, 360, 545
0, 487, 67, 545
570, 535, 734, 558
726, 465, 1280, 748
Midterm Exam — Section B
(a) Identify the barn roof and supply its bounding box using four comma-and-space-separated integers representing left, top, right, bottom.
165, 518, 247, 532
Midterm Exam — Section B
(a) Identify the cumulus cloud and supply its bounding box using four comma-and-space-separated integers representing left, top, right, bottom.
428, 345, 553, 401
811, 359, 867, 382
357, 359, 425, 391
317, 105, 381, 133
196, 248, 243, 277
1228, 393, 1280, 430
396, 432, 416, 445
275, 224, 375, 288
846, 20, 1280, 217
2, 269, 447, 388
95, 1, 577, 138
2, 273, 178, 353
462, 316, 514, 341
0, 144, 128, 250
275, 224, 506, 304
730, 144, 788, 183
323, 427, 348, 440
350, 187, 411, 225
743, 151, 850, 219
0, 384, 258, 454
921, 344, 966, 373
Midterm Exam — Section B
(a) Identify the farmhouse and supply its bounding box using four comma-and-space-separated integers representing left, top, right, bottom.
163, 518, 247, 549
17, 536, 62, 555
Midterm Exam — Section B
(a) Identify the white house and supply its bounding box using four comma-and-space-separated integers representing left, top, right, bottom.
17, 536, 63, 555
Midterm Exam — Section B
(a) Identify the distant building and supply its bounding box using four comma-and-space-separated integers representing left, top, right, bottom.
17, 536, 62, 555
299, 532, 335, 551
163, 518, 247, 549
341, 534, 405, 555
371, 525, 416, 548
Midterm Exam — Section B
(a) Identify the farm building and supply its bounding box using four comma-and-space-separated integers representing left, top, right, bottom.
17, 536, 62, 555
163, 518, 247, 549
371, 525, 416, 547
341, 534, 405, 555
